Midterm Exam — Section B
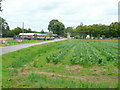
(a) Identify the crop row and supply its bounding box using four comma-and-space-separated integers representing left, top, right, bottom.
89, 42, 118, 66
69, 42, 104, 66
46, 41, 76, 64
46, 40, 118, 67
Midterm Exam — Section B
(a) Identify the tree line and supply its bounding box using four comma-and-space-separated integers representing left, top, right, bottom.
0, 17, 120, 38
48, 19, 120, 39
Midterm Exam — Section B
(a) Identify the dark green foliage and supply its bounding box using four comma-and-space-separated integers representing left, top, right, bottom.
74, 22, 119, 38
48, 19, 65, 36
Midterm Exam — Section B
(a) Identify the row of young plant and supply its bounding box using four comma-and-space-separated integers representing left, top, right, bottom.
46, 40, 118, 66
85, 43, 107, 65
68, 42, 105, 66
69, 43, 86, 65
68, 41, 118, 67
90, 41, 117, 57
89, 42, 118, 67
46, 41, 76, 64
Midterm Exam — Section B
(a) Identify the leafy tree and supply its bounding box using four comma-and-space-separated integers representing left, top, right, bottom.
74, 25, 87, 39
0, 17, 9, 30
109, 22, 119, 37
28, 28, 32, 32
0, 17, 11, 37
48, 19, 59, 32
65, 27, 74, 37
48, 32, 53, 38
73, 22, 119, 39
6, 26, 10, 31
65, 27, 73, 34
12, 27, 22, 35
48, 19, 65, 36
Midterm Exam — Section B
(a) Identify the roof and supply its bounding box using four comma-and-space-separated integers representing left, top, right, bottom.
19, 33, 47, 36
19, 33, 58, 36
52, 34, 58, 36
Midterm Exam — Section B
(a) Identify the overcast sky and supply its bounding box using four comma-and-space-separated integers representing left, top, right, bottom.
0, 0, 119, 32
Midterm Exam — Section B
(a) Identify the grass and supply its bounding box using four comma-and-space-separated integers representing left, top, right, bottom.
17, 73, 116, 88
2, 39, 118, 88
0, 39, 45, 47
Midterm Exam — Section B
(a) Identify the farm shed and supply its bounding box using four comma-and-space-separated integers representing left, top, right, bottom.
15, 33, 58, 40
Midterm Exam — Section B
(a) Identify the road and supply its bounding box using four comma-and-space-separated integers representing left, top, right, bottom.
0, 39, 67, 55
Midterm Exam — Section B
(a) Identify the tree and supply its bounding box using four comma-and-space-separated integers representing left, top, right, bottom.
48, 19, 65, 36
65, 27, 74, 37
48, 19, 59, 32
41, 29, 45, 33
28, 28, 32, 32
48, 32, 53, 38
74, 25, 87, 39
109, 22, 119, 38
53, 22, 65, 36
6, 26, 10, 31
65, 27, 73, 34
73, 22, 120, 39
0, 17, 11, 37
12, 27, 22, 35
0, 17, 9, 30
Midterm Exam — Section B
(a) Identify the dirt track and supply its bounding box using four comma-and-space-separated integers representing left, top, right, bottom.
0, 38, 67, 55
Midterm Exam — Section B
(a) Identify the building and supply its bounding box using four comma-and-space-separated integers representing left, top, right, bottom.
14, 33, 58, 40
86, 35, 90, 39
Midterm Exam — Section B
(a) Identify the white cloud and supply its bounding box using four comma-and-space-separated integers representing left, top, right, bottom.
0, 0, 119, 31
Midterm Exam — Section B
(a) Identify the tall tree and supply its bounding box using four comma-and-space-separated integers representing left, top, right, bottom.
75, 24, 87, 38
109, 22, 119, 37
65, 27, 74, 37
65, 27, 73, 34
48, 19, 59, 32
0, 17, 10, 37
0, 17, 9, 30
48, 19, 65, 36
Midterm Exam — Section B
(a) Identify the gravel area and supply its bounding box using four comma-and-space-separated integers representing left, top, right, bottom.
0, 39, 67, 55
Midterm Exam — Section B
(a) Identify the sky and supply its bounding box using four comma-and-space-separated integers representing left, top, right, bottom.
0, 0, 119, 32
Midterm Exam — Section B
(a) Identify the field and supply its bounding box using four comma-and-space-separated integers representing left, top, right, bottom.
2, 39, 118, 88
0, 39, 44, 47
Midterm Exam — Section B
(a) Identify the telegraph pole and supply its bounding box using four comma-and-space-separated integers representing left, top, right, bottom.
22, 22, 24, 39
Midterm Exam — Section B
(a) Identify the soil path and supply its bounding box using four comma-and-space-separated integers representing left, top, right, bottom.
0, 38, 67, 55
